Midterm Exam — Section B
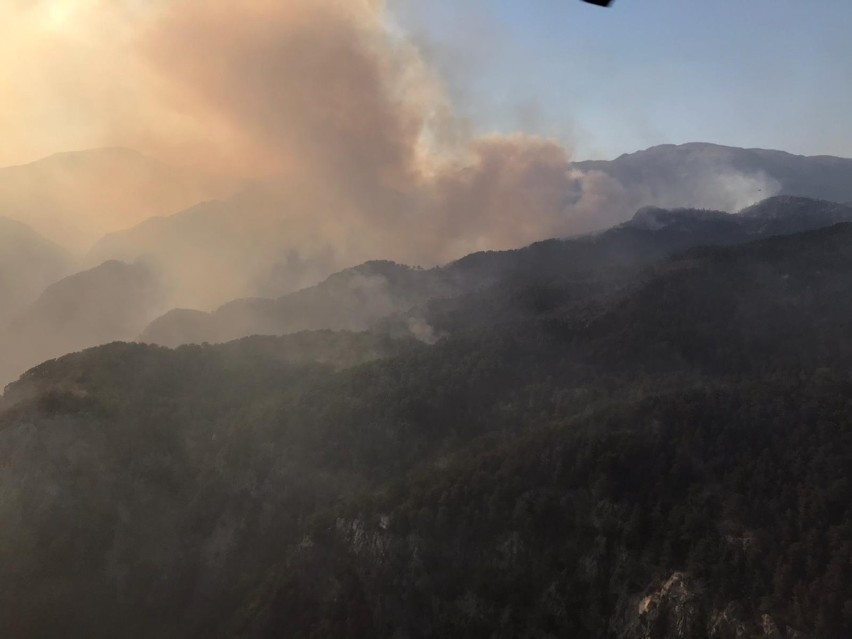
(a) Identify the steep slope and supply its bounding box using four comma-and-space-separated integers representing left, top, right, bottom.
0, 260, 166, 387
88, 187, 339, 309
575, 142, 852, 211
86, 142, 852, 312
141, 196, 852, 347
0, 148, 231, 250
140, 260, 451, 347
0, 216, 73, 324
622, 195, 852, 237
583, 223, 852, 376
2, 224, 852, 637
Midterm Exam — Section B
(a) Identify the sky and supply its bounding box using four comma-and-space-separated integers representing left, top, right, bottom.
1, 0, 849, 375
1, 0, 848, 268
1, 0, 849, 168
390, 0, 852, 160
0, 0, 643, 256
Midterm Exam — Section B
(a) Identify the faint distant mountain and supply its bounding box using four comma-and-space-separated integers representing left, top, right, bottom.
0, 260, 166, 387
0, 148, 233, 251
141, 260, 451, 347
737, 194, 852, 231
0, 217, 73, 325
574, 142, 852, 211
412, 196, 852, 337
88, 142, 852, 312
141, 196, 852, 348
5, 222, 852, 638
622, 195, 852, 236
88, 187, 337, 310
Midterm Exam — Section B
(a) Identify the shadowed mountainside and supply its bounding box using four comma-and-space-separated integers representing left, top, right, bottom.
87, 187, 341, 309
141, 196, 852, 347
86, 143, 852, 314
575, 142, 852, 210
0, 260, 166, 388
0, 216, 73, 325
3, 223, 852, 637
0, 148, 232, 252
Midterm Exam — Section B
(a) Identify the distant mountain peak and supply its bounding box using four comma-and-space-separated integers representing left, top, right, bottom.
2, 147, 154, 173
737, 195, 846, 217
576, 142, 852, 213
345, 260, 416, 277
625, 206, 732, 231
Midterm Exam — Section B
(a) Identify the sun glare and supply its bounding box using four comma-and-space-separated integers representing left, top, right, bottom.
40, 0, 101, 33
44, 1, 75, 28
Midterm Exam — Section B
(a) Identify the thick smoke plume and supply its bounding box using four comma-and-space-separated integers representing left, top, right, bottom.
137, 0, 631, 264
1, 0, 626, 282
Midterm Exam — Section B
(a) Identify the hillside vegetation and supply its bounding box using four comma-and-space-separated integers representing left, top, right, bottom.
2, 222, 851, 637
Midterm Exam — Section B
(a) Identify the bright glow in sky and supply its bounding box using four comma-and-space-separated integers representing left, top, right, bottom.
2, 0, 849, 167
43, 2, 75, 29
390, 0, 852, 159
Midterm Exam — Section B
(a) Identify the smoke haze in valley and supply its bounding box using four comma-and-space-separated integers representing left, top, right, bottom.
4, 1, 852, 385
0, 0, 766, 281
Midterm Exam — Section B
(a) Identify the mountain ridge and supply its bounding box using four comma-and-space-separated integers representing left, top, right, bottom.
576, 142, 852, 210
140, 196, 852, 348
3, 220, 852, 637
0, 216, 74, 326
0, 147, 234, 251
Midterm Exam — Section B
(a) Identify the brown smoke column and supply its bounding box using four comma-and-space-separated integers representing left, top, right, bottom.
1, 0, 626, 267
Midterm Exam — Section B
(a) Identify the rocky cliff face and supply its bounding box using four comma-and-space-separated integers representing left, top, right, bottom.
614, 572, 811, 639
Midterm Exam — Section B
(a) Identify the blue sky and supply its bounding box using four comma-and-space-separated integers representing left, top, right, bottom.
389, 0, 852, 160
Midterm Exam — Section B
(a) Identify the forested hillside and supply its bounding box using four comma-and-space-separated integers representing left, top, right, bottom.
0, 217, 72, 325
574, 143, 852, 208
3, 0, 852, 635
0, 260, 167, 388
2, 223, 851, 637
141, 196, 852, 348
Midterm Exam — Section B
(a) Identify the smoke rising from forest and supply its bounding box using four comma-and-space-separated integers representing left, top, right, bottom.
0, 0, 799, 388
1, 0, 633, 269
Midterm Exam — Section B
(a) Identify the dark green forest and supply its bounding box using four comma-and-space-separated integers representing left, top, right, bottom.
2, 211, 852, 637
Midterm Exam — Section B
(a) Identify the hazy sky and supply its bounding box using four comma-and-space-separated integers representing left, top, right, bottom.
1, 0, 845, 376
2, 0, 849, 167
390, 0, 852, 160
0, 0, 643, 256
2, 0, 840, 259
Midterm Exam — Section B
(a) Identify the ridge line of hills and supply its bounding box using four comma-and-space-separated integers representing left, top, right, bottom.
139, 195, 852, 347
3, 215, 852, 636
3, 193, 852, 391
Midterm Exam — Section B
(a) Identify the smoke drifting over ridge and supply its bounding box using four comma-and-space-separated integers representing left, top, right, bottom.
140, 0, 637, 265
2, 0, 631, 276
